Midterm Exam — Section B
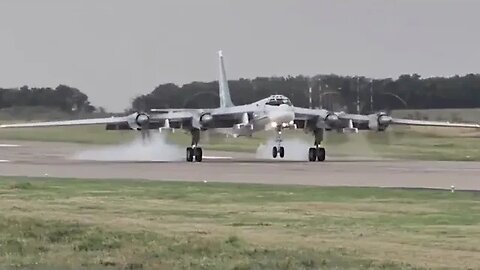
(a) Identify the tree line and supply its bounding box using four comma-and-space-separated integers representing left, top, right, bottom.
0, 85, 97, 114
131, 73, 480, 114
1, 73, 480, 116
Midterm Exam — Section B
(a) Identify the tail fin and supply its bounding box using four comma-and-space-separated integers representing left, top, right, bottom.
218, 50, 234, 108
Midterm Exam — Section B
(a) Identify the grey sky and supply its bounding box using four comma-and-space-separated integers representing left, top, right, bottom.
1, 0, 479, 111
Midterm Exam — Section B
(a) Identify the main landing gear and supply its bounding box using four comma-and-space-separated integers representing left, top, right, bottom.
186, 146, 202, 162
308, 128, 326, 162
308, 146, 325, 162
272, 128, 285, 159
186, 129, 203, 162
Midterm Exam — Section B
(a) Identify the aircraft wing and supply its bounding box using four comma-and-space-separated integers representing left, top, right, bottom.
0, 111, 195, 129
293, 107, 330, 120
338, 113, 480, 128
293, 107, 480, 129
0, 116, 129, 128
210, 104, 258, 116
387, 118, 480, 128
0, 105, 256, 130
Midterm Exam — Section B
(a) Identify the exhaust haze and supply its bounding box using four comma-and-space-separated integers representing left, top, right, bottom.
72, 133, 184, 162
256, 137, 311, 161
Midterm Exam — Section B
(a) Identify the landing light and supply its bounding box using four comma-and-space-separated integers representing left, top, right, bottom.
271, 122, 278, 128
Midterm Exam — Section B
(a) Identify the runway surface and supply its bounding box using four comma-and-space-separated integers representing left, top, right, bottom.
1, 140, 480, 190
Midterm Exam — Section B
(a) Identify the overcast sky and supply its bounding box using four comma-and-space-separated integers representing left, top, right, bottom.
0, 0, 479, 111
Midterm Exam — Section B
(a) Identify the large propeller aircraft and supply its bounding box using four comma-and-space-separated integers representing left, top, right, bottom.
1, 51, 479, 162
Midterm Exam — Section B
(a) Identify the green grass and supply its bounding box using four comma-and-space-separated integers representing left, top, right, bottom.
0, 177, 480, 269
0, 125, 134, 145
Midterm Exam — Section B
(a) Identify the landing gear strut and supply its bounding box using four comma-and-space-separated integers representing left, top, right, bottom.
186, 129, 203, 162
308, 128, 326, 162
272, 128, 285, 159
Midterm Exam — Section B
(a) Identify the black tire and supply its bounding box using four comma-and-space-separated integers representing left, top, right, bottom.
279, 146, 285, 158
317, 147, 326, 162
308, 147, 316, 162
272, 146, 278, 158
194, 147, 203, 162
186, 147, 194, 162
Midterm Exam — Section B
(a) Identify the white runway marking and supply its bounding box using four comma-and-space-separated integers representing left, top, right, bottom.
0, 144, 20, 147
204, 156, 233, 160
0, 160, 10, 163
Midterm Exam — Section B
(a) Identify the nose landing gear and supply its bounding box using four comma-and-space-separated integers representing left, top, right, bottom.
272, 145, 285, 158
271, 128, 285, 159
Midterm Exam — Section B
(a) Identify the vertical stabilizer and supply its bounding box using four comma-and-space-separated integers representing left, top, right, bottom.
218, 50, 234, 107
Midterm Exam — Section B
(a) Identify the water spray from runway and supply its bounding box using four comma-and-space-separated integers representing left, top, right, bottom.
256, 137, 311, 161
72, 133, 184, 162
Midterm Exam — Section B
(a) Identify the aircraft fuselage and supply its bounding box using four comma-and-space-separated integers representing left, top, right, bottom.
226, 95, 295, 137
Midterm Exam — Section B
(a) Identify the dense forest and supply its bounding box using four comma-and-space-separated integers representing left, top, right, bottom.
1, 73, 480, 116
131, 73, 480, 114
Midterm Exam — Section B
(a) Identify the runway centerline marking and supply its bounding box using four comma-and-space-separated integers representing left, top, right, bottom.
0, 160, 11, 163
0, 144, 20, 147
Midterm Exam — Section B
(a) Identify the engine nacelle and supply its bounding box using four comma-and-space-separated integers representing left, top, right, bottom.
127, 112, 150, 130
192, 112, 214, 129
368, 112, 392, 131
324, 113, 341, 129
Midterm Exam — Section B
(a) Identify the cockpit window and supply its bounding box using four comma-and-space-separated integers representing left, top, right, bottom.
266, 96, 292, 106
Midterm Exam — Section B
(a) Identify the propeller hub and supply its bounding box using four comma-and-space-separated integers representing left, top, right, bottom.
135, 113, 150, 127
367, 112, 392, 131
378, 114, 392, 125
325, 113, 340, 127
199, 113, 213, 125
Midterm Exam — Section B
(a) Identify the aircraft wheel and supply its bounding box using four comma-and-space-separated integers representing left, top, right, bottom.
194, 147, 203, 162
186, 147, 194, 162
272, 146, 278, 158
279, 146, 285, 158
317, 147, 326, 162
308, 147, 316, 162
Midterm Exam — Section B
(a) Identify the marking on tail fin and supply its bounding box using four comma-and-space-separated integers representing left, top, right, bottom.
218, 50, 234, 108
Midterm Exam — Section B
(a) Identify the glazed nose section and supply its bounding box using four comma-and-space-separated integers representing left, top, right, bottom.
268, 105, 295, 124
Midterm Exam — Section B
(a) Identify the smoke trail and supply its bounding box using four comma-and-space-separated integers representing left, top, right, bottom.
256, 137, 311, 161
71, 133, 184, 162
